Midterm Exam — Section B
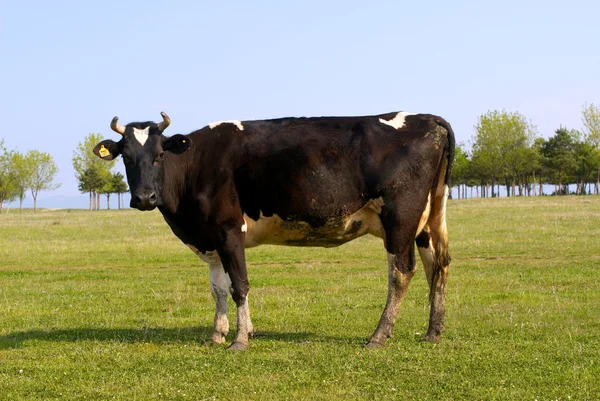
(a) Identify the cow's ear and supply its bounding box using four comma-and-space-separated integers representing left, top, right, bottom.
163, 134, 191, 154
93, 140, 121, 160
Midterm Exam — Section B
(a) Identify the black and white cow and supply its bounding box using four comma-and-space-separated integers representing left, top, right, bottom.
94, 111, 455, 350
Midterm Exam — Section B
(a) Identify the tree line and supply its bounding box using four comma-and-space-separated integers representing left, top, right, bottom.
452, 104, 600, 198
0, 140, 60, 212
72, 133, 128, 211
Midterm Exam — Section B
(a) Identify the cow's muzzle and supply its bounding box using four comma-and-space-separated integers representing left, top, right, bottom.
131, 190, 159, 211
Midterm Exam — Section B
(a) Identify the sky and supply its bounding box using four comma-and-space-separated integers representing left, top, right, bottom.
1, 0, 599, 207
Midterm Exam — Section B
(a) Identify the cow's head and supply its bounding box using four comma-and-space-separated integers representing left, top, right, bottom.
93, 112, 191, 211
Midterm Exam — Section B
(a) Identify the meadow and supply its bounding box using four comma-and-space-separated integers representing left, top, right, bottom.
0, 196, 599, 400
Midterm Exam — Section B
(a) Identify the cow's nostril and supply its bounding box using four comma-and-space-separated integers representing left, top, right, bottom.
148, 192, 157, 203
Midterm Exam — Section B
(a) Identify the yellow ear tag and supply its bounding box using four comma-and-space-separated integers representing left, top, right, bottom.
99, 145, 110, 158
182, 139, 186, 143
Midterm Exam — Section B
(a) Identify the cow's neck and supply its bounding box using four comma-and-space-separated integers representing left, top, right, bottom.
159, 142, 198, 215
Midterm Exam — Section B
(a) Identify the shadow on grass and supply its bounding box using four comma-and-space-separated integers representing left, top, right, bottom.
0, 326, 366, 349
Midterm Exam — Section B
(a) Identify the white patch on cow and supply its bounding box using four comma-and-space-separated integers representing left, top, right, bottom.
185, 245, 231, 343
439, 184, 450, 245
209, 262, 232, 294
241, 219, 247, 233
208, 120, 244, 131
417, 192, 432, 235
132, 127, 150, 146
235, 296, 253, 341
417, 237, 435, 289
379, 112, 417, 130
209, 262, 232, 343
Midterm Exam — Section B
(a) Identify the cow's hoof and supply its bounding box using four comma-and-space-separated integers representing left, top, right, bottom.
228, 342, 249, 351
365, 340, 385, 349
424, 332, 441, 344
209, 333, 227, 345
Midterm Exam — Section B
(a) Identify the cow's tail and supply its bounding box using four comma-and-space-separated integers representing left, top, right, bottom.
426, 118, 455, 303
436, 118, 455, 191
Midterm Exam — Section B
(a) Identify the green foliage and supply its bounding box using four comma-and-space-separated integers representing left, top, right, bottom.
0, 139, 18, 209
541, 127, 578, 192
582, 102, 600, 147
77, 167, 104, 193
109, 172, 128, 194
0, 197, 599, 399
452, 144, 469, 185
73, 133, 116, 210
98, 172, 128, 210
456, 105, 598, 198
26, 150, 60, 211
10, 152, 33, 211
471, 110, 537, 197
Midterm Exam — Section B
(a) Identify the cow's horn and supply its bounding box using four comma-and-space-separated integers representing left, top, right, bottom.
110, 116, 126, 135
158, 112, 171, 131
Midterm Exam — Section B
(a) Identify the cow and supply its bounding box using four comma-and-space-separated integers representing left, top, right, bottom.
93, 111, 455, 350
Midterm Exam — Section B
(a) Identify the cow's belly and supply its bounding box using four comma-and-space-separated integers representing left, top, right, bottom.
243, 198, 386, 248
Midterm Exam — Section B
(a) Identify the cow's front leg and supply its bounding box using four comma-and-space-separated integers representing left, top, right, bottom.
217, 226, 253, 350
196, 250, 232, 345
209, 262, 231, 344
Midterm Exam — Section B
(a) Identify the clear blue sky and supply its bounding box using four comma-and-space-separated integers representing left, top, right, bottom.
2, 0, 599, 202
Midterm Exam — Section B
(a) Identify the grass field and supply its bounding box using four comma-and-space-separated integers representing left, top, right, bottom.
1, 196, 599, 400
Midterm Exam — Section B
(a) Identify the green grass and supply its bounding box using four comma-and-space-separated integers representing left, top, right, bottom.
1, 196, 599, 400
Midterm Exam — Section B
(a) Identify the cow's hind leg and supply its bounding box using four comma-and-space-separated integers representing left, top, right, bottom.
416, 230, 435, 292
423, 185, 451, 343
366, 209, 419, 348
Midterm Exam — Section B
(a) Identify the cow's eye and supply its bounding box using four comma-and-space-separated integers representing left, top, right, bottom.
155, 152, 164, 164
122, 156, 131, 164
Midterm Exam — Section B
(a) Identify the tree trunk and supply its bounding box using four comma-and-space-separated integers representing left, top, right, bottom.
33, 196, 37, 212
19, 197, 23, 213
107, 194, 111, 210
559, 176, 562, 195
97, 192, 101, 210
89, 192, 92, 211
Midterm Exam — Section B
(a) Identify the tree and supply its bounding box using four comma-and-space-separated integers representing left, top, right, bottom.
471, 110, 537, 197
27, 150, 60, 211
73, 133, 115, 211
452, 144, 470, 199
582, 103, 600, 193
0, 140, 17, 212
11, 152, 32, 213
472, 111, 507, 197
574, 140, 599, 194
542, 128, 577, 194
532, 137, 547, 195
78, 167, 105, 210
110, 172, 128, 210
